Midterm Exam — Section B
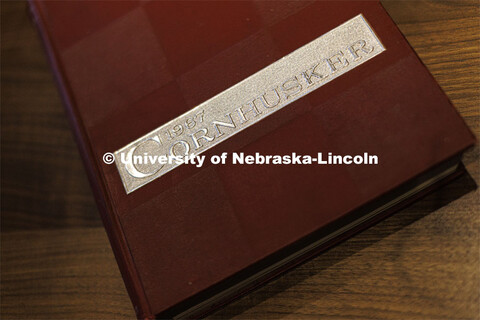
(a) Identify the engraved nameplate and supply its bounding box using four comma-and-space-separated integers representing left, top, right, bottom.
114, 14, 385, 193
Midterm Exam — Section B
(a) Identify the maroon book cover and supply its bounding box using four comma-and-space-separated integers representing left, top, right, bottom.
28, 0, 475, 318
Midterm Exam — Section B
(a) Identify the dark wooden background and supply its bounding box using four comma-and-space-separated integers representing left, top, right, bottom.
1, 1, 479, 319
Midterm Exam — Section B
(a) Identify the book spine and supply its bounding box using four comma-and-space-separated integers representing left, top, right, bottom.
27, 1, 153, 319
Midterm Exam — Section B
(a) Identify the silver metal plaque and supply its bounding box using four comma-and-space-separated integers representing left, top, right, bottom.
114, 14, 385, 193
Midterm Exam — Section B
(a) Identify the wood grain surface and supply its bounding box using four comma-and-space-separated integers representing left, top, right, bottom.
1, 1, 479, 319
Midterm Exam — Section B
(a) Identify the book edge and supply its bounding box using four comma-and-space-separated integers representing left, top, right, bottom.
26, 1, 154, 319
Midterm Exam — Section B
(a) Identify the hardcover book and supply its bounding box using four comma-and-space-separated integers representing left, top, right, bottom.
29, 0, 475, 318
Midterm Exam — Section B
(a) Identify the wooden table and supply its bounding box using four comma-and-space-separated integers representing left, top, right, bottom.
1, 1, 479, 319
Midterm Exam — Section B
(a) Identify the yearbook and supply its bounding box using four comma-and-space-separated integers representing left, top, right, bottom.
29, 1, 475, 318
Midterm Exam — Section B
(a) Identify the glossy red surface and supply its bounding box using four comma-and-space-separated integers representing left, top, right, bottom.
30, 1, 475, 318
